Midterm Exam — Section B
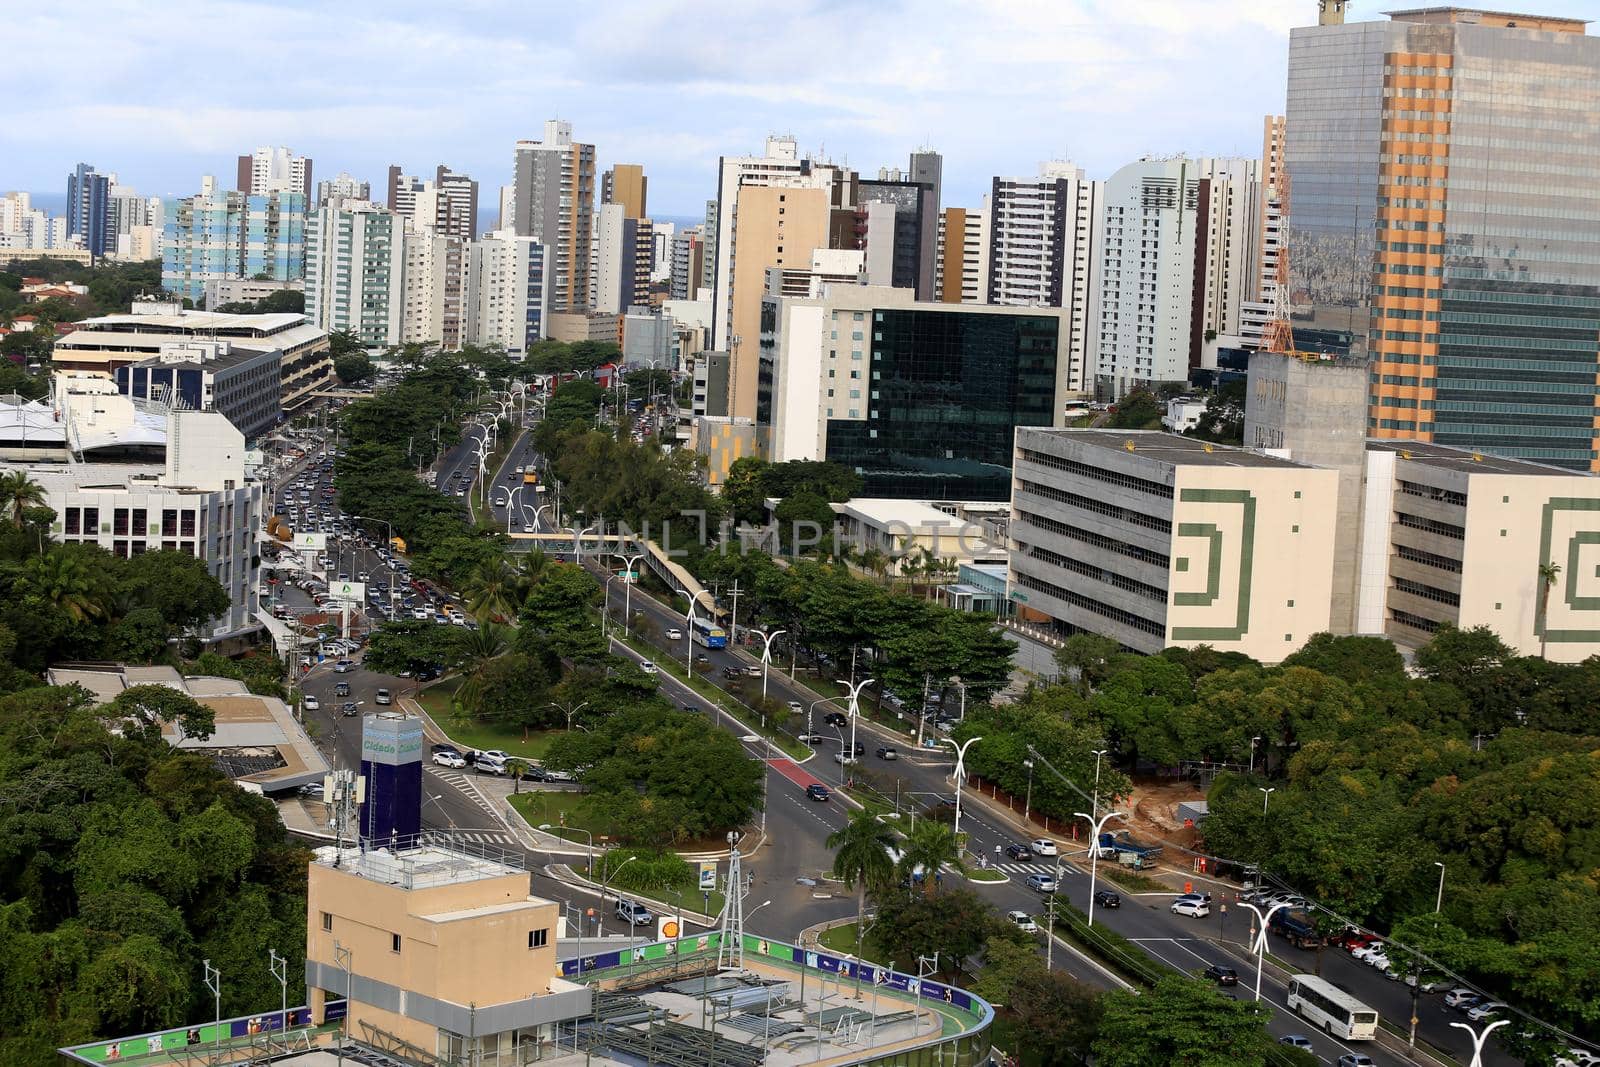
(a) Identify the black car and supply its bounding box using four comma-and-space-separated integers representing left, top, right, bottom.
875, 746, 898, 760
1093, 889, 1122, 909
823, 711, 848, 728
805, 784, 831, 801
1005, 843, 1034, 861
339, 701, 359, 716
721, 666, 744, 680
1203, 964, 1239, 986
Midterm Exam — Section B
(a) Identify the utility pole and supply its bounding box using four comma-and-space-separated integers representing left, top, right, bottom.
202, 960, 222, 1050
269, 949, 289, 1032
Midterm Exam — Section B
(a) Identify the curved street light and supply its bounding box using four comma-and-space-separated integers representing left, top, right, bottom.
597, 854, 639, 938
1236, 900, 1290, 1001
843, 677, 874, 783
942, 735, 983, 840
1074, 809, 1126, 928
755, 629, 787, 705
1451, 1019, 1509, 1067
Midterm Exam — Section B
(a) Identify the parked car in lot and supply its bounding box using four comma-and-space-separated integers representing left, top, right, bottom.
1093, 889, 1122, 909
1203, 964, 1239, 986
1004, 843, 1033, 861
805, 784, 831, 801
1171, 898, 1210, 918
1006, 910, 1038, 933
432, 749, 466, 768
1030, 838, 1058, 857
1025, 872, 1057, 894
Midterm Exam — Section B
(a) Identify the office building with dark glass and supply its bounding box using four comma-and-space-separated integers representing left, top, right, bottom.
1286, 5, 1600, 470
758, 285, 1070, 500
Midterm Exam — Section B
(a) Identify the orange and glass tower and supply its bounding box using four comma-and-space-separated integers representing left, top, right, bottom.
1286, 6, 1600, 470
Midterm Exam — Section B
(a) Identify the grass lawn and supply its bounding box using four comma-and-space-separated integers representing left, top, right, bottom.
413, 678, 565, 758
508, 790, 618, 844
415, 677, 462, 718
965, 868, 1008, 883
1097, 865, 1172, 893
818, 920, 890, 964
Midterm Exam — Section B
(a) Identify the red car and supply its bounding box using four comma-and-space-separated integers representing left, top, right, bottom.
1336, 930, 1379, 953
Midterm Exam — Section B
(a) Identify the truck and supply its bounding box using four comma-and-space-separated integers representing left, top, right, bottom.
522, 470, 539, 485
1097, 831, 1164, 869
1269, 909, 1324, 950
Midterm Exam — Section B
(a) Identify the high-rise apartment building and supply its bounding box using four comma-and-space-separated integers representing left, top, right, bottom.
304, 199, 404, 348
602, 163, 648, 220
590, 202, 636, 315
708, 136, 811, 349
854, 177, 937, 298
671, 227, 705, 301
988, 165, 1099, 395
1287, 6, 1600, 470
512, 120, 596, 313
66, 162, 111, 256
401, 228, 466, 350
315, 172, 370, 207
388, 164, 478, 242
941, 198, 992, 306
236, 146, 312, 199
465, 232, 549, 355
161, 178, 307, 304
1241, 116, 1288, 349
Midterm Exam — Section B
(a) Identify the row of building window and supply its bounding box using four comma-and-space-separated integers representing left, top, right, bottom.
1019, 541, 1168, 605
1012, 569, 1165, 638
1394, 543, 1463, 574
1398, 480, 1467, 508
1014, 509, 1171, 569
1394, 576, 1460, 608
1016, 449, 1174, 499
1391, 608, 1442, 635
1014, 481, 1172, 535
1395, 510, 1465, 541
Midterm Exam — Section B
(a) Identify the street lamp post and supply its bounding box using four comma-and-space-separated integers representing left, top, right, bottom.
602, 574, 621, 637
1249, 735, 1262, 775
1075, 810, 1127, 927
505, 486, 524, 535
1259, 786, 1276, 815
1451, 1019, 1509, 1067
1022, 759, 1035, 823
755, 629, 788, 704
597, 855, 639, 938
950, 676, 967, 722
539, 822, 594, 881
843, 678, 874, 785
547, 700, 590, 733
1434, 861, 1447, 915
1236, 901, 1289, 1001
615, 553, 644, 635
942, 736, 983, 841
1044, 855, 1064, 968
807, 696, 842, 744
1091, 747, 1108, 819
685, 600, 700, 678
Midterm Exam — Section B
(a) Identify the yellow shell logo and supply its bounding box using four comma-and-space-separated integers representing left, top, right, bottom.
661, 919, 680, 939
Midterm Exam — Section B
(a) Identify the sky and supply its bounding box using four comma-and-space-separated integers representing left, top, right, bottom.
4, 0, 1598, 218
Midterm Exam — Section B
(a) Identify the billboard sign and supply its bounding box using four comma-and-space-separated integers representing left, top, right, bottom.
698, 860, 718, 891
292, 532, 327, 551
329, 581, 365, 604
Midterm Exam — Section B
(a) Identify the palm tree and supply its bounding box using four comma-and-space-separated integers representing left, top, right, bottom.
22, 552, 106, 623
1538, 560, 1562, 660
464, 559, 518, 622
0, 469, 46, 528
826, 811, 898, 962
899, 820, 966, 898
455, 623, 511, 715
512, 548, 551, 605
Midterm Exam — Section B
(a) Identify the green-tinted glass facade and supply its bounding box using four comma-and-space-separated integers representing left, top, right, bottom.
825, 307, 1059, 500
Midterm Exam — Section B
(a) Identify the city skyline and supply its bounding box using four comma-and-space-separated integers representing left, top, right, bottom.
7, 0, 1592, 214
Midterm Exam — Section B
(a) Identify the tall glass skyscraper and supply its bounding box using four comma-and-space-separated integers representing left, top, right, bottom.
1286, 7, 1600, 470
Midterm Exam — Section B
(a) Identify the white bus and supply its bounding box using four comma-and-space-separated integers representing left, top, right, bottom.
1287, 974, 1379, 1041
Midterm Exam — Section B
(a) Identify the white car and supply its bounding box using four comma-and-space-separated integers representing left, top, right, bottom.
787, 701, 803, 713
1006, 910, 1039, 933
1443, 988, 1481, 1009
479, 749, 512, 763
664, 628, 682, 640
303, 694, 320, 711
1465, 1001, 1507, 1022
1030, 838, 1058, 857
432, 750, 466, 768
1171, 899, 1211, 918
1352, 942, 1387, 964
639, 660, 658, 675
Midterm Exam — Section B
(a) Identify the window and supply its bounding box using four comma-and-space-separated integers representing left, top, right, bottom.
391, 932, 402, 953
321, 912, 332, 931
529, 928, 549, 949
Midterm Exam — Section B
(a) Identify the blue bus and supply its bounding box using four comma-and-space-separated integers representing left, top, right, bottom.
691, 617, 728, 648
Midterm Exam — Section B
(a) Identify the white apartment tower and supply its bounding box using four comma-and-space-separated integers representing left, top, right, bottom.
237, 146, 312, 198
511, 121, 596, 313
465, 232, 549, 355
401, 228, 466, 350
304, 199, 404, 349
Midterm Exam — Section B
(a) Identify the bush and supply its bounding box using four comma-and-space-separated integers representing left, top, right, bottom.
595, 848, 695, 893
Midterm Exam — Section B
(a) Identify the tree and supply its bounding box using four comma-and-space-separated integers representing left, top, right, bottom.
363, 619, 469, 676
1107, 388, 1163, 430
1185, 379, 1246, 445
827, 811, 899, 962
120, 549, 230, 633
334, 351, 373, 384
872, 888, 1001, 976
111, 684, 216, 742
1092, 976, 1274, 1067
20, 550, 107, 623
0, 469, 45, 527
721, 456, 770, 527
897, 820, 965, 897
1054, 632, 1121, 695
1010, 968, 1105, 1066
463, 558, 519, 622
1538, 559, 1561, 660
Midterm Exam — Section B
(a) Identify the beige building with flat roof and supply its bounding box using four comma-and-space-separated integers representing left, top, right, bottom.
305, 837, 589, 1066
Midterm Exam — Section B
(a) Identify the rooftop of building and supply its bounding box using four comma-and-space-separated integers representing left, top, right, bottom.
1029, 429, 1315, 469
126, 342, 281, 373
831, 497, 980, 529
1366, 439, 1597, 477
1385, 7, 1589, 28
46, 665, 327, 789
312, 833, 528, 889
57, 310, 326, 351
0, 394, 67, 447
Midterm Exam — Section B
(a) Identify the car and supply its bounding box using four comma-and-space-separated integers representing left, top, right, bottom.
479, 750, 512, 763
1278, 1035, 1314, 1051
639, 660, 658, 675
615, 899, 654, 926
664, 628, 682, 640
432, 750, 466, 768
333, 659, 354, 673
523, 524, 535, 533
302, 694, 320, 711
1364, 951, 1391, 971
1093, 889, 1122, 909
375, 688, 392, 706
412, 607, 431, 619
1351, 941, 1387, 964
876, 746, 899, 760
297, 782, 325, 798
788, 700, 804, 714
1466, 1001, 1508, 1022
1004, 843, 1033, 861
1176, 892, 1213, 906
1171, 899, 1211, 918
823, 711, 848, 728
695, 653, 710, 664
1557, 1049, 1600, 1067
1203, 964, 1239, 986
541, 766, 575, 783
334, 681, 351, 697
339, 701, 360, 717
721, 666, 744, 679
805, 784, 831, 801
832, 752, 858, 765
800, 733, 828, 744
1336, 1056, 1376, 1067
1030, 838, 1058, 857
1025, 873, 1057, 894
744, 665, 762, 678
1444, 988, 1483, 1010
474, 757, 507, 776
1006, 910, 1039, 933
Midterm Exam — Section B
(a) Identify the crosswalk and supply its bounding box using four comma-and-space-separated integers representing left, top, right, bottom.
427, 768, 501, 820
449, 829, 521, 848
986, 862, 1076, 875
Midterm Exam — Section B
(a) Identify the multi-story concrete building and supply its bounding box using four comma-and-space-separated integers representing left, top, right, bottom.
1286, 5, 1600, 470
591, 202, 639, 315
601, 163, 647, 220
854, 177, 937, 299
759, 285, 1071, 500
937, 198, 992, 306
670, 226, 705, 301
114, 340, 282, 438
314, 171, 369, 207
27, 381, 263, 642
1239, 116, 1287, 350
66, 162, 112, 257
203, 277, 304, 310
388, 164, 478, 242
708, 135, 813, 350
304, 199, 405, 349
512, 120, 595, 313
161, 177, 308, 304
1008, 429, 1340, 661
465, 232, 549, 356
400, 228, 466, 350
54, 301, 330, 413
237, 146, 313, 198
987, 165, 1099, 395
